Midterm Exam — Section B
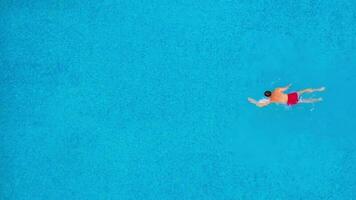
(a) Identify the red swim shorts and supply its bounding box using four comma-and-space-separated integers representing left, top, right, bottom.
287, 92, 299, 105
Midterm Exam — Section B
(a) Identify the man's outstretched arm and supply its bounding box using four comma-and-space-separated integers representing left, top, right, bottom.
248, 98, 270, 107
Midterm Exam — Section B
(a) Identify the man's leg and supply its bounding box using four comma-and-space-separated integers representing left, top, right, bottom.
298, 87, 325, 95
299, 98, 323, 103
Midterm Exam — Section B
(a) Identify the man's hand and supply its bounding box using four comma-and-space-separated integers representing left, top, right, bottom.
248, 97, 270, 107
248, 97, 258, 104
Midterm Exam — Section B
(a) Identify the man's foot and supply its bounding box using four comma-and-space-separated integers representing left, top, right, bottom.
315, 87, 325, 92
299, 97, 323, 103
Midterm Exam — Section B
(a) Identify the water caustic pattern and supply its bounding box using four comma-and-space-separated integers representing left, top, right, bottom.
1, 0, 356, 199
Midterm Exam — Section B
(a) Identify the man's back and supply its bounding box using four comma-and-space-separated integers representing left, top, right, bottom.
270, 88, 288, 104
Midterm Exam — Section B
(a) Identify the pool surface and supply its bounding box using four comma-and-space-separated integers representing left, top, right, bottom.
1, 0, 356, 199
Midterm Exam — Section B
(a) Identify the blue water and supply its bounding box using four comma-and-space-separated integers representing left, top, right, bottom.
1, 0, 356, 199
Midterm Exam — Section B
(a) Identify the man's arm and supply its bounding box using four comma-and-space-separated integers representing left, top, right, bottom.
248, 98, 270, 107
277, 83, 292, 92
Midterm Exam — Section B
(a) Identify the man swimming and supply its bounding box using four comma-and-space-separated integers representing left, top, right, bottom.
248, 84, 325, 107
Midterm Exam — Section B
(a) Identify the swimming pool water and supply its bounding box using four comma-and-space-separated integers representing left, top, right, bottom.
1, 0, 356, 199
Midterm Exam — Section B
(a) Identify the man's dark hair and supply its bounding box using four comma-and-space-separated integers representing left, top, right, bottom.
264, 91, 272, 97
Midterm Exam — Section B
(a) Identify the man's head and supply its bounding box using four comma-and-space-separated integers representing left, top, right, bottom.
264, 90, 272, 97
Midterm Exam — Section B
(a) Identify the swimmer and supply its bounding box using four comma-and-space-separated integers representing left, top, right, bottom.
248, 84, 325, 107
